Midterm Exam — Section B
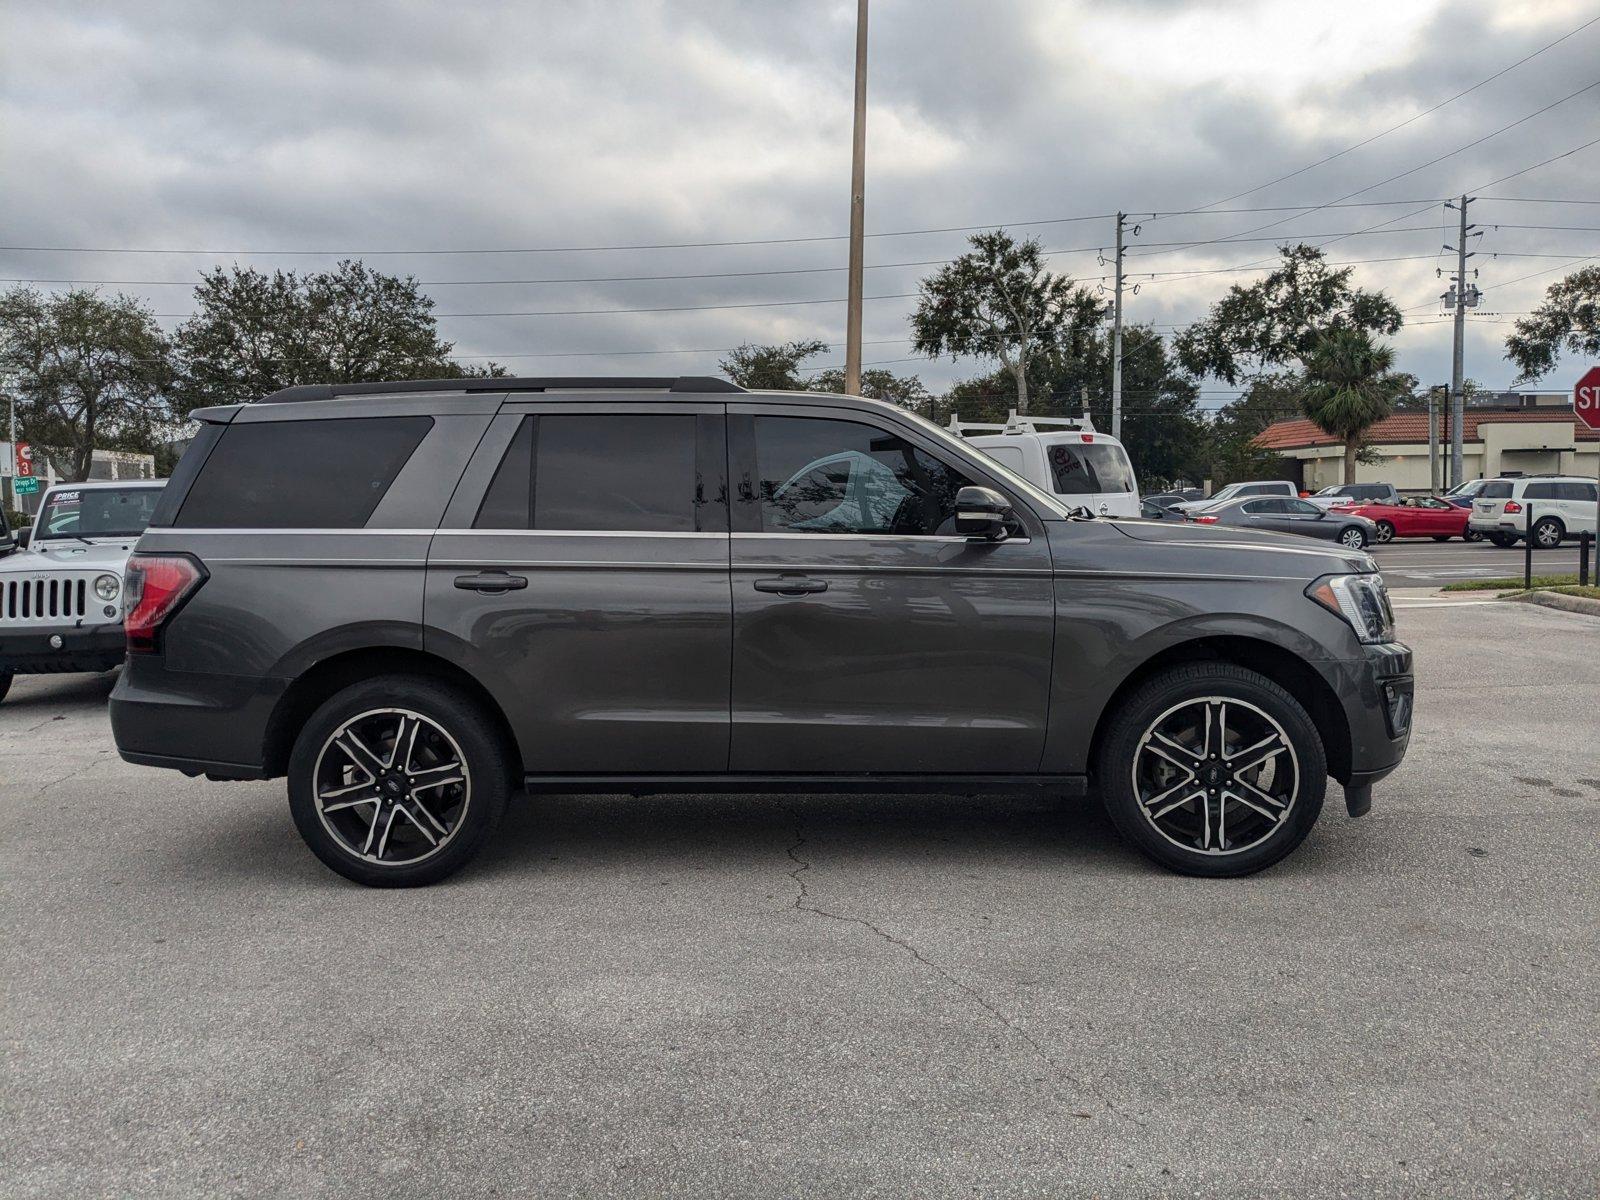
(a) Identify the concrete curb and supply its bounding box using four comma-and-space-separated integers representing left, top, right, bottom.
1509, 590, 1600, 618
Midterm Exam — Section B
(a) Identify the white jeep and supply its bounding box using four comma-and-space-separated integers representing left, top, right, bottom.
0, 479, 166, 703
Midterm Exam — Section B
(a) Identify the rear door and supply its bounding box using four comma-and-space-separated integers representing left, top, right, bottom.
726, 405, 1054, 774
426, 402, 731, 773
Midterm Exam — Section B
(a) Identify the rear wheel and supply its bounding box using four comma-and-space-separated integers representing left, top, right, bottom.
1532, 516, 1564, 549
1096, 663, 1327, 877
287, 675, 511, 887
1374, 520, 1395, 544
1489, 533, 1518, 548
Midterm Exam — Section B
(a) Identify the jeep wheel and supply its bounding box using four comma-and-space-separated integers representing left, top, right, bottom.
1374, 520, 1395, 544
1531, 516, 1564, 549
0, 671, 11, 704
1096, 663, 1327, 877
288, 676, 510, 887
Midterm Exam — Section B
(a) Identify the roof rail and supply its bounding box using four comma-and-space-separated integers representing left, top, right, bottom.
946, 408, 1099, 437
256, 376, 745, 404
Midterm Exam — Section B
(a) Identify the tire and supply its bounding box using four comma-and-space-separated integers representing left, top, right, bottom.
1375, 520, 1395, 544
1431, 535, 1450, 543
1463, 528, 1483, 543
1489, 533, 1518, 548
1096, 663, 1327, 877
1531, 517, 1564, 549
0, 671, 11, 704
287, 675, 511, 887
1337, 526, 1368, 550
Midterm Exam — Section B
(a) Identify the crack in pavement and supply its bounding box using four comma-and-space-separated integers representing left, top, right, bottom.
784, 823, 1139, 1126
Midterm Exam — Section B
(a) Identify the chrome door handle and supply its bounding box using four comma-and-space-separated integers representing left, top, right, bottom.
454, 571, 528, 594
753, 577, 828, 596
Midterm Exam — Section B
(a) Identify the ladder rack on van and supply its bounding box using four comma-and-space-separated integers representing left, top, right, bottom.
946, 409, 1098, 437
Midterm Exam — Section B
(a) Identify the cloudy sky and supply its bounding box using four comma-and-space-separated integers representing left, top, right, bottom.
3, 0, 1597, 408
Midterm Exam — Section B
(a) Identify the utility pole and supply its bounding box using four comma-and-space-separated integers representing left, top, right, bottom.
1444, 194, 1480, 487
843, 0, 869, 397
1111, 212, 1126, 440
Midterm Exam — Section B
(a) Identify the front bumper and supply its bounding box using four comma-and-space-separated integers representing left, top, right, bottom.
1327, 640, 1413, 816
0, 623, 126, 674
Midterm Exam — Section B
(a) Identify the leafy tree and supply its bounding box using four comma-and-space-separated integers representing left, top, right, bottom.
0, 287, 175, 481
1175, 245, 1403, 385
173, 260, 497, 413
806, 366, 930, 410
718, 339, 828, 390
911, 231, 1103, 414
1209, 374, 1300, 486
1297, 328, 1409, 484
1505, 266, 1600, 383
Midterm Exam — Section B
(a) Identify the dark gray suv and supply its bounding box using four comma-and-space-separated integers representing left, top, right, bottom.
110, 377, 1412, 886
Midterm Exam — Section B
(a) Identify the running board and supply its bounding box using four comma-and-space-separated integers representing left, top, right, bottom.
520, 773, 1089, 797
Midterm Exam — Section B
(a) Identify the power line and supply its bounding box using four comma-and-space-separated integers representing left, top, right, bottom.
1142, 12, 1600, 222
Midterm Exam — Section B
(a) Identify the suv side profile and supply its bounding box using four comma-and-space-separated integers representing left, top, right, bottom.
111, 377, 1413, 887
1469, 476, 1599, 547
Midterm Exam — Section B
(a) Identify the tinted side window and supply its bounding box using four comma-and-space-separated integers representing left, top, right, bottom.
1285, 499, 1321, 515
753, 416, 971, 536
1240, 484, 1273, 497
1523, 482, 1559, 500
535, 415, 697, 532
1241, 499, 1276, 514
1557, 481, 1597, 501
175, 416, 432, 528
474, 418, 533, 529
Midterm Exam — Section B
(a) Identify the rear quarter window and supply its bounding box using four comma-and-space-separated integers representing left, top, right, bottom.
173, 416, 433, 528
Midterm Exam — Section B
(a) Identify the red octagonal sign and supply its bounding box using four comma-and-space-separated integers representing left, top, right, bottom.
1577, 365, 1600, 431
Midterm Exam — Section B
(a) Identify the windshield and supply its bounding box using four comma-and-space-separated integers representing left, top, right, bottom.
35, 486, 162, 540
1047, 441, 1136, 496
1445, 479, 1485, 497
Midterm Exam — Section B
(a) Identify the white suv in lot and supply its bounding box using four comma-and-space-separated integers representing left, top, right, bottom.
0, 479, 165, 703
1469, 476, 1599, 548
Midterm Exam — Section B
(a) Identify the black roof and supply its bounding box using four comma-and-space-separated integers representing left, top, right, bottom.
257, 376, 746, 404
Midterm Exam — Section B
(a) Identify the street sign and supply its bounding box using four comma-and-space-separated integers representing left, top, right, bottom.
14, 476, 38, 496
15, 442, 33, 477
1576, 366, 1600, 431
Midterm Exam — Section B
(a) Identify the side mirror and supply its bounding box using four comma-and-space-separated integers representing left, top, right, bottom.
955, 485, 1013, 541
1165, 504, 1184, 514
15, 529, 31, 549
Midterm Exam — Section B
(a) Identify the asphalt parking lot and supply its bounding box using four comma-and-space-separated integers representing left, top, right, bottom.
3, 600, 1598, 1197
1369, 537, 1587, 587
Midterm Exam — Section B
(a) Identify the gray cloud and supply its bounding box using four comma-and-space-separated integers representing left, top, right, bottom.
2, 0, 1596, 396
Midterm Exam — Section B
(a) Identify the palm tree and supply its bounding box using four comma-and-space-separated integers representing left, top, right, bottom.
1298, 328, 1408, 484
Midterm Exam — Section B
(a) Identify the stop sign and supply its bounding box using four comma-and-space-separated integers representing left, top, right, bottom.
1577, 366, 1600, 431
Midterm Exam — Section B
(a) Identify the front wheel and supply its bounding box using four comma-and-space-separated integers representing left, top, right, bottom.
1096, 663, 1327, 877
1338, 526, 1369, 550
0, 671, 12, 704
1375, 520, 1395, 544
287, 675, 511, 887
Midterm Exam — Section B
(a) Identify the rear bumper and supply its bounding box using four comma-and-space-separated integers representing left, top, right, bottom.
109, 655, 286, 778
0, 623, 125, 674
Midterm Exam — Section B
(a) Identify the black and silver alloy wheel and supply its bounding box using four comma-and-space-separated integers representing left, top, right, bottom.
1339, 526, 1368, 550
1097, 662, 1327, 877
288, 675, 510, 887
1133, 697, 1298, 856
1532, 517, 1563, 548
313, 708, 471, 867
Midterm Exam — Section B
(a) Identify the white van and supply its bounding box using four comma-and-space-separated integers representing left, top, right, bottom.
948, 412, 1140, 517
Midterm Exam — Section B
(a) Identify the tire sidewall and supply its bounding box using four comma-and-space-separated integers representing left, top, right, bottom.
287, 676, 510, 887
1340, 527, 1368, 550
1375, 521, 1394, 543
1533, 518, 1563, 548
1097, 664, 1328, 877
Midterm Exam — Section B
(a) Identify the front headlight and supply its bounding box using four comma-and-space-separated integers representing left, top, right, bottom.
1306, 573, 1395, 644
95, 573, 120, 602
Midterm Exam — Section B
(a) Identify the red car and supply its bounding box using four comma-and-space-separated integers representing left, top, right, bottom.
1331, 495, 1476, 543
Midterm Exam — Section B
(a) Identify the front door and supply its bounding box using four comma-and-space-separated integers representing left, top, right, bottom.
425, 403, 731, 773
727, 406, 1055, 774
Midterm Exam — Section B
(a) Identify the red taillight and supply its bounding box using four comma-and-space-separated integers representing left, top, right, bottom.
1503, 500, 1522, 514
1194, 515, 1219, 523
124, 553, 206, 653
